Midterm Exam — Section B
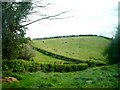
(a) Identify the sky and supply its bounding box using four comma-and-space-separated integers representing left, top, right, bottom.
25, 0, 119, 39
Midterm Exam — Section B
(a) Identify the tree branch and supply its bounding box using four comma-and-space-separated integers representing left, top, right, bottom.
32, 3, 51, 8
20, 11, 68, 28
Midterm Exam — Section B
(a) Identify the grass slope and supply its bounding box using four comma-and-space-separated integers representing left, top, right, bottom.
33, 50, 71, 64
33, 36, 111, 62
2, 63, 119, 88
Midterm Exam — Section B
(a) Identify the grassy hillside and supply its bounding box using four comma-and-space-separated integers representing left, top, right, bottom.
2, 63, 119, 88
33, 50, 71, 64
33, 36, 111, 62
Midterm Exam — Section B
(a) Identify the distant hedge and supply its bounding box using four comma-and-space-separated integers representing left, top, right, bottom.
2, 60, 88, 72
33, 35, 112, 40
97, 35, 112, 40
34, 47, 106, 66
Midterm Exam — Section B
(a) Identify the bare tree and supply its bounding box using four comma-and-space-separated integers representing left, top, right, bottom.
20, 0, 69, 28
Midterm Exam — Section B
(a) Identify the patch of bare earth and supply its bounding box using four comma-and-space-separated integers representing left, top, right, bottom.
0, 77, 18, 83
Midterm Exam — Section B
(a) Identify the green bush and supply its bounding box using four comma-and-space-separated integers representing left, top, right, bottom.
2, 59, 29, 72
28, 62, 41, 72
2, 60, 88, 72
40, 64, 54, 72
54, 63, 88, 72
104, 26, 120, 64
19, 44, 36, 60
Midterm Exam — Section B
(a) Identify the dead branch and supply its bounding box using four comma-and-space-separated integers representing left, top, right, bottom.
20, 11, 68, 28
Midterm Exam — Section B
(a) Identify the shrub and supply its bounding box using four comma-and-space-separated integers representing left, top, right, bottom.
2, 59, 40, 72
104, 26, 120, 64
19, 44, 36, 60
2, 60, 88, 72
2, 59, 29, 72
28, 62, 41, 72
54, 63, 88, 72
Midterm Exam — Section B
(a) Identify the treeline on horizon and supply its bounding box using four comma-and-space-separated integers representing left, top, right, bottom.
33, 34, 112, 40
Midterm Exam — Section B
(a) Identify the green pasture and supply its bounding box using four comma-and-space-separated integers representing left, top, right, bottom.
33, 36, 111, 62
33, 50, 69, 64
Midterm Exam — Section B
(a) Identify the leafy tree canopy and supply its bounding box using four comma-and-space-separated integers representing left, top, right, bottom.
105, 25, 120, 64
2, 2, 33, 60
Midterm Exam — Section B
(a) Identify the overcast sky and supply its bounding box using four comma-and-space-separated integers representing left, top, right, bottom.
25, 0, 119, 39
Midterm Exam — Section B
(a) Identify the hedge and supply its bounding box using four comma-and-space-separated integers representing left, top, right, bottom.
33, 35, 112, 40
34, 47, 106, 66
54, 63, 88, 72
2, 60, 88, 72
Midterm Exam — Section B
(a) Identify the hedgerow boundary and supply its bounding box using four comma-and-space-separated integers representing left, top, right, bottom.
2, 60, 88, 72
33, 47, 106, 67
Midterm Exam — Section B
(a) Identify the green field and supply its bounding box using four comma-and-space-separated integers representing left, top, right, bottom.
2, 63, 119, 88
2, 36, 119, 88
33, 50, 70, 64
33, 36, 111, 62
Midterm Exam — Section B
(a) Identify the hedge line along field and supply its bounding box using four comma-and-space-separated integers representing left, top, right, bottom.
34, 47, 106, 66
2, 60, 88, 72
33, 36, 111, 62
2, 63, 119, 88
33, 50, 71, 64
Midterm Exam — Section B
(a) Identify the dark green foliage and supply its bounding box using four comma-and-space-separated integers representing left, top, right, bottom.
2, 2, 33, 60
28, 62, 41, 72
105, 26, 120, 64
63, 62, 75, 64
2, 60, 88, 72
40, 64, 54, 72
54, 63, 88, 72
2, 60, 41, 72
2, 59, 29, 72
